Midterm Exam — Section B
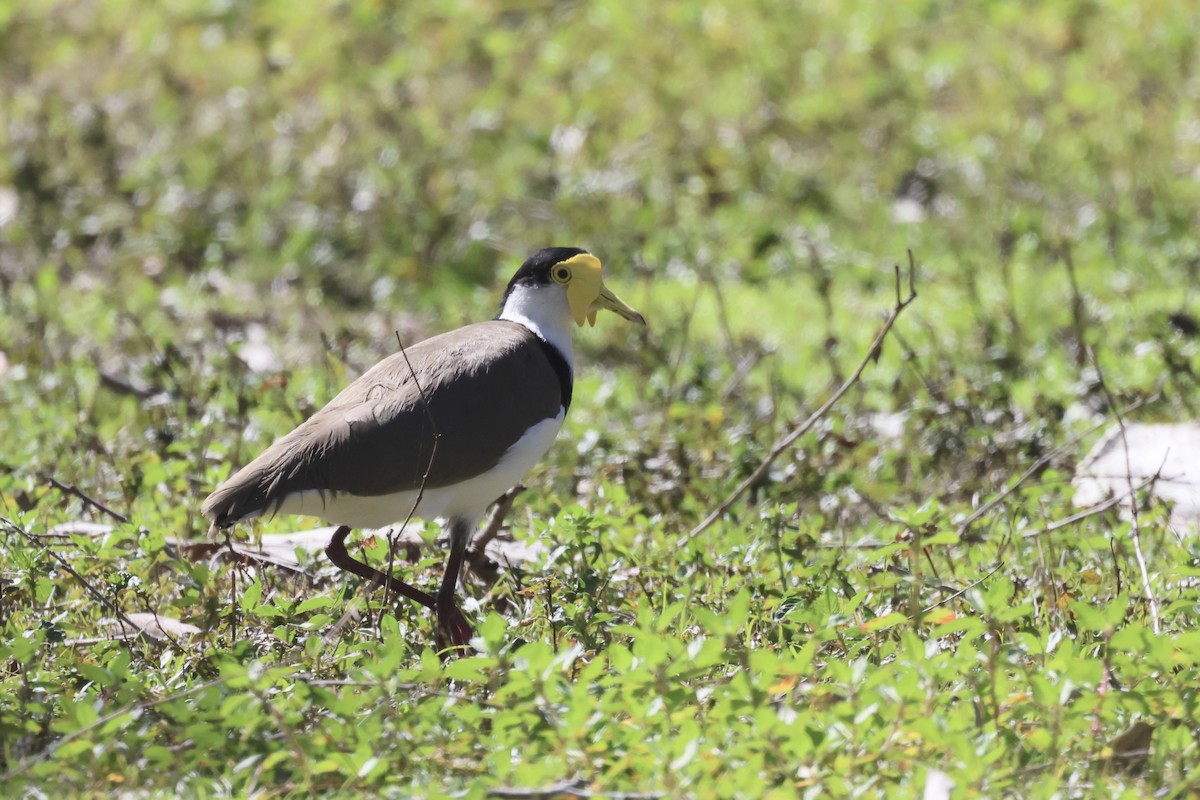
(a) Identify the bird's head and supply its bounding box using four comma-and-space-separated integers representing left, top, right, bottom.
503, 247, 646, 328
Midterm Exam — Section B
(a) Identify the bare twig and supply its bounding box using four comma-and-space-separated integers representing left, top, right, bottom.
0, 516, 142, 641
703, 267, 741, 365
720, 347, 771, 402
679, 252, 918, 547
920, 562, 1005, 614
382, 330, 440, 613
44, 476, 129, 524
487, 777, 662, 800
1060, 242, 1089, 369
956, 390, 1160, 539
664, 284, 704, 404
219, 525, 243, 640
804, 236, 844, 384
470, 485, 526, 556
1086, 346, 1160, 634
1021, 477, 1156, 539
0, 676, 227, 783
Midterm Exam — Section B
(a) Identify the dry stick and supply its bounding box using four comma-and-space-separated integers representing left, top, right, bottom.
44, 476, 130, 524
1086, 345, 1161, 635
0, 675, 227, 783
679, 253, 918, 548
720, 347, 770, 402
804, 236, 845, 385
888, 326, 946, 404
470, 484, 526, 558
1021, 477, 1156, 539
705, 269, 741, 366
1060, 241, 1089, 369
920, 561, 1006, 614
140, 597, 193, 653
381, 330, 441, 615
326, 331, 442, 646
487, 778, 662, 800
461, 485, 528, 593
663, 285, 703, 404
956, 387, 1161, 540
220, 526, 242, 641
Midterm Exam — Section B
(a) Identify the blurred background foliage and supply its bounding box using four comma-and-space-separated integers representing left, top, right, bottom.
5, 0, 1198, 292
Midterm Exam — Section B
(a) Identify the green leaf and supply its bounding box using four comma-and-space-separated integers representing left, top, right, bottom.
240, 580, 262, 612
296, 596, 333, 614
860, 613, 908, 633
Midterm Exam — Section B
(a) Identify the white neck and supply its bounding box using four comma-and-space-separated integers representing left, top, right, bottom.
498, 283, 576, 370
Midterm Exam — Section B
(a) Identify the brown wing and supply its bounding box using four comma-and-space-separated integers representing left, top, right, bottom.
201, 321, 565, 525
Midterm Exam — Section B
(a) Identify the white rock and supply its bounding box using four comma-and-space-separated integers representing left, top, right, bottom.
1073, 422, 1200, 526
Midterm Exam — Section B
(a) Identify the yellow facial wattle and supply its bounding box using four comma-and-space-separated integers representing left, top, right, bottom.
561, 253, 604, 327
557, 252, 646, 328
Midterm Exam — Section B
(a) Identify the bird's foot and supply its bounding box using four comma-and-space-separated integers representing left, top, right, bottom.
435, 602, 474, 655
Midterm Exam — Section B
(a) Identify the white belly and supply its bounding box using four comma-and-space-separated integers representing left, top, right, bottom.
271, 411, 565, 529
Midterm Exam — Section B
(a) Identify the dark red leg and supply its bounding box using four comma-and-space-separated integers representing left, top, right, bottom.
435, 518, 475, 650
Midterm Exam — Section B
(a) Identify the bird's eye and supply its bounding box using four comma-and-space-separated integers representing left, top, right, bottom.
553, 267, 570, 284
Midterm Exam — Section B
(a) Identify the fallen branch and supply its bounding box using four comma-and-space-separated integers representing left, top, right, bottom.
44, 476, 129, 524
1086, 346, 1161, 634
679, 252, 918, 547
466, 485, 526, 582
383, 329, 441, 613
920, 562, 1005, 614
1020, 477, 1156, 539
0, 516, 143, 643
486, 777, 662, 800
955, 388, 1161, 539
0, 677, 227, 783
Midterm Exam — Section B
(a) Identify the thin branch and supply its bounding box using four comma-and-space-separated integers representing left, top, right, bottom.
720, 346, 771, 402
1086, 346, 1160, 634
382, 330, 441, 613
219, 525, 243, 641
44, 476, 129, 524
920, 562, 1005, 614
679, 252, 918, 547
0, 676, 227, 782
955, 390, 1160, 539
470, 485, 526, 556
1059, 241, 1089, 369
663, 284, 703, 404
0, 517, 142, 641
804, 235, 844, 384
1021, 477, 1156, 539
487, 777, 662, 800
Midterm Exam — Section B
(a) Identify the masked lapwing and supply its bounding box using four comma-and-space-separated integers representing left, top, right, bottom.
202, 247, 645, 648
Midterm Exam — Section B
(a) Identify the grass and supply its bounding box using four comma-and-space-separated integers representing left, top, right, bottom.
2, 0, 1200, 796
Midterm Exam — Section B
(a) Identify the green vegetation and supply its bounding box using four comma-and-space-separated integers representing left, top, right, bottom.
2, 0, 1199, 795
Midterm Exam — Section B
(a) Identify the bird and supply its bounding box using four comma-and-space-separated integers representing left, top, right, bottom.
201, 247, 645, 648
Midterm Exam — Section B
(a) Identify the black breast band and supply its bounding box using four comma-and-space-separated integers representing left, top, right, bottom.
531, 336, 573, 412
